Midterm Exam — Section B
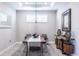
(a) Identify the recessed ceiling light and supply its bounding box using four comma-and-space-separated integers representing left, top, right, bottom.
50, 2, 55, 7
19, 2, 52, 8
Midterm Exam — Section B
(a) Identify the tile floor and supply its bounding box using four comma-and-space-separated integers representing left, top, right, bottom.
0, 41, 65, 56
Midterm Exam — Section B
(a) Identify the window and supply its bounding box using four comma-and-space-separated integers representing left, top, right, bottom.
0, 12, 11, 28
37, 14, 47, 22
26, 13, 48, 23
0, 12, 7, 24
0, 12, 8, 26
26, 14, 35, 22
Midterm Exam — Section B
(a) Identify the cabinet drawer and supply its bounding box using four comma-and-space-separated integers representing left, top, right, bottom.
62, 42, 74, 55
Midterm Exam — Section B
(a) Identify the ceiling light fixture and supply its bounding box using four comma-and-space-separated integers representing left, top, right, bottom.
19, 2, 52, 8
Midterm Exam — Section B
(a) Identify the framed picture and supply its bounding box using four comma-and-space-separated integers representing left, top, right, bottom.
62, 8, 71, 31
0, 12, 11, 28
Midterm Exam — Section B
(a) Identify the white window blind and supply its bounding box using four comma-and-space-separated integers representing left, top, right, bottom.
26, 14, 35, 22
0, 13, 7, 22
26, 13, 48, 23
37, 14, 47, 22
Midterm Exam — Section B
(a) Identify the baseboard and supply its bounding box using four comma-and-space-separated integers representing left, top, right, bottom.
16, 41, 22, 44
0, 41, 22, 55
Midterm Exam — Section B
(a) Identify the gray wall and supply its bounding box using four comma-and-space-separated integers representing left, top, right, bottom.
16, 10, 57, 43
0, 3, 16, 52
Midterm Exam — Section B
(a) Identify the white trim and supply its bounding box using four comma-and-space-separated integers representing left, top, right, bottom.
16, 41, 22, 44
0, 41, 22, 55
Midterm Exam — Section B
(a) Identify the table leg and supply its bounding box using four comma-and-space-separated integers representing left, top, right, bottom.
28, 43, 29, 56
26, 42, 29, 56
26, 42, 28, 56
41, 42, 43, 56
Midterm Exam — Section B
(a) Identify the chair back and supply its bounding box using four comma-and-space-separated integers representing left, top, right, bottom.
25, 34, 31, 39
41, 34, 48, 40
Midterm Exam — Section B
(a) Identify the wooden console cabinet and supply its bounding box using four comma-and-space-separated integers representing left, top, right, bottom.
55, 36, 63, 50
55, 36, 63, 49
62, 41, 74, 55
57, 39, 63, 50
55, 36, 74, 56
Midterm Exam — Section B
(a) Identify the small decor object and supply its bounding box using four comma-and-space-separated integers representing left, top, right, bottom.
57, 29, 61, 36
62, 8, 71, 31
55, 29, 62, 49
65, 31, 71, 39
32, 33, 38, 38
63, 27, 71, 41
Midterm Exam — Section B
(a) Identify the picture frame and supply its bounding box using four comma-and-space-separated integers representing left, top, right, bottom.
62, 8, 71, 31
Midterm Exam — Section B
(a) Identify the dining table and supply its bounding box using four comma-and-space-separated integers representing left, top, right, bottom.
23, 35, 45, 56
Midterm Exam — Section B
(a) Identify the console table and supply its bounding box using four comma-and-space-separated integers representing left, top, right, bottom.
55, 35, 74, 55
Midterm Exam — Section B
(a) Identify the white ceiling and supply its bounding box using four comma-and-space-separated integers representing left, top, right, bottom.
4, 2, 57, 10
